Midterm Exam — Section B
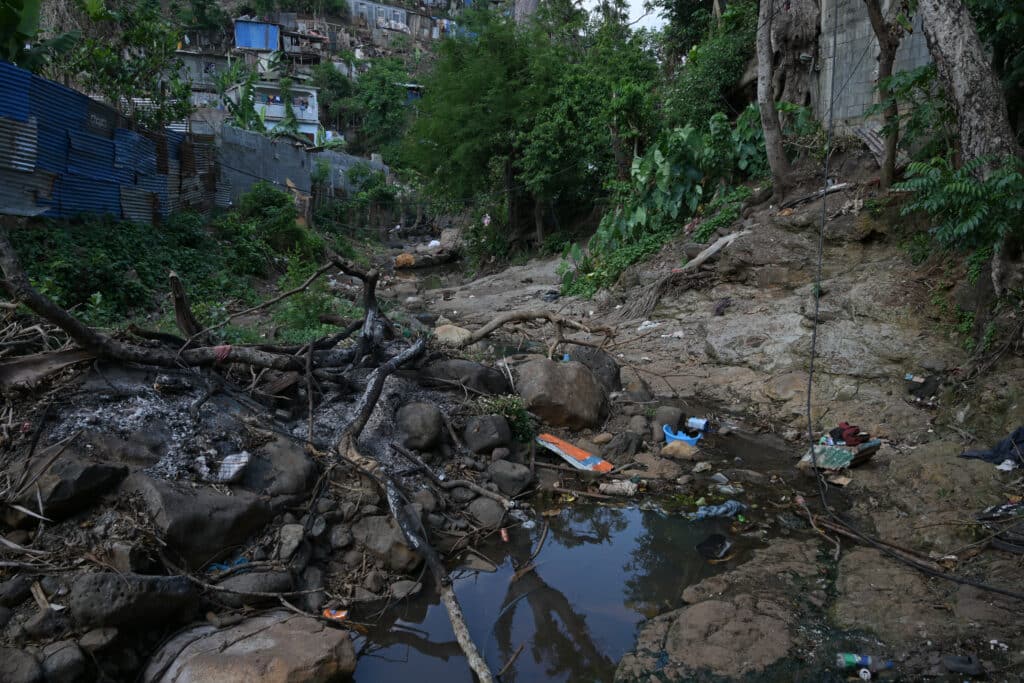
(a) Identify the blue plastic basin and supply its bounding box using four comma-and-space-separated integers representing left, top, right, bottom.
663, 424, 703, 446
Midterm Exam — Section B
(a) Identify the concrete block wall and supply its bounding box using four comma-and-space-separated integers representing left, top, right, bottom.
818, 0, 931, 128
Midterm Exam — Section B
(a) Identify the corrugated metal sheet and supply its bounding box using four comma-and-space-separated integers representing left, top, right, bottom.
234, 21, 280, 51
55, 175, 121, 218
0, 64, 31, 122
0, 168, 53, 216
0, 116, 37, 172
166, 158, 182, 213
120, 186, 159, 224
67, 131, 115, 181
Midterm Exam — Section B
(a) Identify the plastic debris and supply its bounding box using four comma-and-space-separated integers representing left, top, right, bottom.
709, 472, 729, 484
196, 451, 251, 484
835, 653, 894, 672
599, 480, 639, 497
664, 424, 703, 447
996, 459, 1018, 471
427, 239, 441, 248
693, 462, 712, 473
536, 433, 613, 473
500, 528, 510, 543
322, 608, 349, 621
637, 320, 661, 333
207, 557, 248, 574
798, 440, 881, 471
689, 500, 746, 520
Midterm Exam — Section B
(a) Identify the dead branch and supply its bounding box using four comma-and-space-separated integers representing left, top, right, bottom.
779, 183, 851, 210
458, 310, 614, 349
617, 231, 747, 320
330, 257, 385, 365
183, 262, 336, 348
392, 443, 513, 508
169, 271, 205, 341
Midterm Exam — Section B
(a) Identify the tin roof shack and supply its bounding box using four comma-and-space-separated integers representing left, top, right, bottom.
282, 28, 328, 66
233, 19, 281, 51
176, 52, 230, 109
225, 81, 320, 140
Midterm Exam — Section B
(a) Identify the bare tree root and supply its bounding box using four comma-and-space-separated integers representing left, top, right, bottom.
458, 310, 614, 350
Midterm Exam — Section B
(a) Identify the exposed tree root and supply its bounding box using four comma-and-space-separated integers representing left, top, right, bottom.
458, 310, 614, 350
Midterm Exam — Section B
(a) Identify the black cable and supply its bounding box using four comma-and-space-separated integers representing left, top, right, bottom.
802, 0, 1024, 603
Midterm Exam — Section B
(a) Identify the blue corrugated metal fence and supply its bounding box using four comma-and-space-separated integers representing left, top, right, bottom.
0, 60, 215, 222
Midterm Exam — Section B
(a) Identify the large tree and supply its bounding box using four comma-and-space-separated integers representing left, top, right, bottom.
863, 0, 909, 189
917, 0, 1022, 293
756, 0, 792, 200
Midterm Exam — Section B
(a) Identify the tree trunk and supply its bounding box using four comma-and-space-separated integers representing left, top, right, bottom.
863, 0, 902, 189
917, 0, 1021, 169
917, 0, 1023, 294
757, 0, 793, 201
533, 196, 544, 245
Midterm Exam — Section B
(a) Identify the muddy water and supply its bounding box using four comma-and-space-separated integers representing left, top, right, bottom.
353, 501, 754, 682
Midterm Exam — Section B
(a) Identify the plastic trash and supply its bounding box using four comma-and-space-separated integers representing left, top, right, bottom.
207, 557, 248, 574
686, 417, 709, 432
835, 653, 894, 672
664, 424, 703, 447
689, 500, 746, 520
427, 239, 441, 248
322, 608, 348, 621
599, 480, 639, 496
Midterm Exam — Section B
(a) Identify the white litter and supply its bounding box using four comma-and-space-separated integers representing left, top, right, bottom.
996, 459, 1019, 472
428, 239, 441, 248
637, 320, 661, 333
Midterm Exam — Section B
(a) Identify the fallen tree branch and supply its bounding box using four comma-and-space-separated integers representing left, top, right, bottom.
458, 310, 613, 349
617, 231, 746, 320
779, 182, 850, 210
392, 443, 513, 508
169, 272, 205, 341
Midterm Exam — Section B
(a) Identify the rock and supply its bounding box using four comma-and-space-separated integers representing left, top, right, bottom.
353, 587, 378, 601
562, 344, 621, 394
463, 415, 512, 453
421, 359, 512, 395
467, 497, 505, 529
342, 550, 362, 568
621, 368, 653, 401
78, 628, 118, 653
351, 516, 422, 573
41, 641, 87, 683
434, 324, 473, 346
0, 605, 10, 628
450, 487, 476, 504
69, 573, 197, 628
486, 460, 533, 496
516, 359, 608, 429
412, 489, 438, 513
142, 611, 356, 683
329, 525, 353, 550
299, 566, 325, 613
602, 432, 642, 462
628, 415, 649, 436
217, 571, 293, 608
663, 596, 792, 676
390, 580, 422, 599
125, 474, 271, 568
0, 575, 32, 607
396, 402, 444, 450
490, 447, 511, 462
634, 452, 683, 480
723, 469, 767, 484
364, 571, 385, 594
693, 461, 713, 473
309, 515, 327, 539
592, 432, 613, 445
276, 524, 305, 561
0, 647, 42, 683
5, 452, 126, 526
652, 406, 684, 442
661, 441, 699, 460
25, 607, 69, 639
237, 436, 317, 498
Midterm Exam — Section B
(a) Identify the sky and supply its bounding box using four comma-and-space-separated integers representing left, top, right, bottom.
582, 0, 668, 32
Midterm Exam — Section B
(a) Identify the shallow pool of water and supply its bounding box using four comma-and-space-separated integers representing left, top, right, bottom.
353, 501, 754, 682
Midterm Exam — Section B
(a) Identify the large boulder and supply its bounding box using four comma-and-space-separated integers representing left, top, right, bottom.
486, 460, 533, 497
563, 344, 621, 394
124, 474, 272, 569
237, 436, 317, 499
142, 611, 356, 683
40, 641, 88, 683
0, 647, 42, 683
396, 402, 444, 450
216, 570, 294, 609
463, 415, 511, 454
516, 359, 607, 429
351, 516, 422, 573
4, 449, 126, 526
421, 359, 511, 395
69, 573, 197, 628
433, 324, 473, 347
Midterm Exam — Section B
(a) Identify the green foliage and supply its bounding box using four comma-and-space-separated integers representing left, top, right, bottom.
903, 232, 932, 265
311, 62, 354, 131
653, 0, 712, 63
1, 0, 79, 71
473, 395, 535, 442
693, 185, 751, 243
271, 77, 300, 136
560, 107, 767, 295
53, 0, 193, 129
967, 245, 993, 285
271, 255, 356, 344
10, 212, 250, 323
217, 63, 265, 132
868, 65, 956, 160
895, 155, 1024, 250
667, 0, 757, 129
347, 57, 410, 156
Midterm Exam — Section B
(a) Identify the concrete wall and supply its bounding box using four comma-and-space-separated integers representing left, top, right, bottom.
818, 0, 931, 127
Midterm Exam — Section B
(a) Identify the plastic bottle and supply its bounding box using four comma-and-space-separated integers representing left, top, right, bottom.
835, 654, 894, 672
686, 417, 709, 432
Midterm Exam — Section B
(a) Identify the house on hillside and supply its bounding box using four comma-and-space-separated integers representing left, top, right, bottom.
224, 81, 320, 140
233, 19, 281, 51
